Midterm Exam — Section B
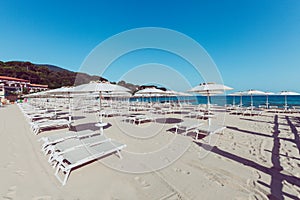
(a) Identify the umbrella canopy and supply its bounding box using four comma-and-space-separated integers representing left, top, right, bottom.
278, 91, 300, 109
242, 89, 265, 107
23, 91, 49, 98
164, 90, 190, 97
102, 91, 132, 98
73, 82, 130, 93
242, 89, 265, 96
134, 88, 166, 96
46, 87, 75, 95
189, 83, 233, 95
278, 91, 300, 96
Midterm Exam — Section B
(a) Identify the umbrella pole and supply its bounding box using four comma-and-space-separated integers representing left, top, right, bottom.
99, 91, 102, 123
266, 95, 269, 109
207, 93, 211, 126
251, 94, 253, 111
285, 95, 287, 110
54, 95, 57, 116
240, 95, 243, 107
233, 96, 235, 106
68, 92, 71, 123
207, 92, 210, 110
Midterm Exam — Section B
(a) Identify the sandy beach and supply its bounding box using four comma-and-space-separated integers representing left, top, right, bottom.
0, 103, 299, 200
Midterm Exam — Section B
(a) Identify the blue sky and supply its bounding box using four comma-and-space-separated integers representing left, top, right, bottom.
0, 0, 300, 92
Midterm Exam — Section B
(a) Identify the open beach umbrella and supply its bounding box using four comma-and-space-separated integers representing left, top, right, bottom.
135, 88, 166, 96
47, 87, 75, 122
73, 81, 130, 122
103, 91, 132, 98
278, 91, 300, 110
236, 91, 244, 107
188, 83, 233, 125
242, 89, 265, 108
189, 83, 233, 109
134, 87, 166, 103
228, 92, 242, 106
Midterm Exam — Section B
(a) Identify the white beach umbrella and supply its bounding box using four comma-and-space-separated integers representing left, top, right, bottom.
134, 87, 166, 103
229, 91, 244, 106
278, 91, 300, 110
73, 81, 130, 122
242, 89, 265, 108
189, 83, 233, 108
189, 83, 233, 126
135, 88, 166, 96
103, 91, 132, 98
47, 87, 75, 122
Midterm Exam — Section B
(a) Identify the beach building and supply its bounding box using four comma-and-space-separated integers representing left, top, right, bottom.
0, 75, 48, 100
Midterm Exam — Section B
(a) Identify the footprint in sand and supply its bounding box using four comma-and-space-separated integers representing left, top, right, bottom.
2, 186, 17, 200
134, 176, 150, 188
173, 167, 191, 175
14, 170, 26, 176
3, 162, 14, 169
31, 195, 52, 200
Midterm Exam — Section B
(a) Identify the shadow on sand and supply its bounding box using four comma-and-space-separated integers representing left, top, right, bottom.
71, 122, 112, 132
194, 114, 300, 199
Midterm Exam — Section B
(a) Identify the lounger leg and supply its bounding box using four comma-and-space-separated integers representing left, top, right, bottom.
116, 150, 123, 159
55, 165, 70, 186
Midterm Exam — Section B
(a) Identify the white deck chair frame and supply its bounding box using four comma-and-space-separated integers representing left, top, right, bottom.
55, 141, 126, 186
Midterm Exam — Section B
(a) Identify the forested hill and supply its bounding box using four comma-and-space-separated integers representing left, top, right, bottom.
0, 61, 107, 89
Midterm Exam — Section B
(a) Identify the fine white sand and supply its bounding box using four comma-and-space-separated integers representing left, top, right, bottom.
0, 104, 300, 199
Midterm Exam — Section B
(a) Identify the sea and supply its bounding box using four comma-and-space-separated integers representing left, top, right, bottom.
129, 95, 300, 108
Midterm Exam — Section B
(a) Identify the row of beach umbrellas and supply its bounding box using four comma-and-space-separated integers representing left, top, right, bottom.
24, 82, 300, 122
229, 89, 300, 109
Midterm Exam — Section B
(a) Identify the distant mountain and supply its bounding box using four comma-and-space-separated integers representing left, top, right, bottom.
34, 63, 70, 72
0, 61, 107, 89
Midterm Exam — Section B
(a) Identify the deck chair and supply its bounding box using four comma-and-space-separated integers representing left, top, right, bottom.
39, 130, 99, 152
47, 134, 111, 164
194, 124, 226, 140
31, 119, 71, 135
174, 120, 203, 135
102, 109, 122, 117
133, 115, 154, 125
55, 140, 126, 185
27, 112, 56, 121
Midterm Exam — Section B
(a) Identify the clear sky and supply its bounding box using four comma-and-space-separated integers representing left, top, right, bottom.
0, 0, 299, 92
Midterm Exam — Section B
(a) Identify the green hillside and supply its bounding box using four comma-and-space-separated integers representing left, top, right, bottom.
0, 61, 107, 89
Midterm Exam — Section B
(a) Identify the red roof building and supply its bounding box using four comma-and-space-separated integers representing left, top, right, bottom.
0, 76, 48, 99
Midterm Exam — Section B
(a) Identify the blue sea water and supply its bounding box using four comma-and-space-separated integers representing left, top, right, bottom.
129, 95, 300, 108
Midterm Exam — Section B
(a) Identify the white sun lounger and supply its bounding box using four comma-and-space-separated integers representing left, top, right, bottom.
46, 134, 111, 164
133, 115, 155, 125
26, 112, 56, 121
174, 120, 203, 135
100, 109, 122, 117
39, 130, 99, 152
194, 124, 226, 140
196, 124, 226, 138
55, 140, 126, 185
31, 119, 71, 135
